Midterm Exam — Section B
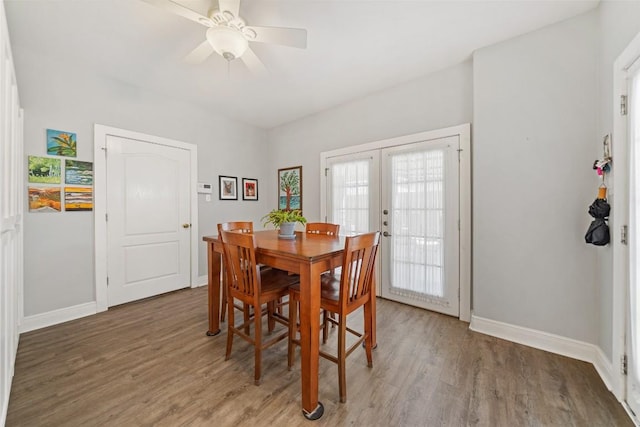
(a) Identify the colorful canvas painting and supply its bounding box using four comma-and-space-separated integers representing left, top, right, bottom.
46, 129, 77, 157
28, 187, 61, 212
64, 187, 93, 211
65, 160, 93, 185
28, 156, 61, 184
278, 166, 302, 211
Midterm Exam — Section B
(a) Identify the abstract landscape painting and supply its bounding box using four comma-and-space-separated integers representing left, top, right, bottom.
64, 187, 93, 211
28, 187, 61, 212
65, 160, 93, 185
28, 156, 61, 184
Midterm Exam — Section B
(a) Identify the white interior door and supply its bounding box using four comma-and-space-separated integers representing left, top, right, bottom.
380, 137, 460, 316
0, 8, 22, 423
106, 135, 191, 307
626, 56, 640, 418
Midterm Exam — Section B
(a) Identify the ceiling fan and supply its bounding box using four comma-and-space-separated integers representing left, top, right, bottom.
141, 0, 307, 74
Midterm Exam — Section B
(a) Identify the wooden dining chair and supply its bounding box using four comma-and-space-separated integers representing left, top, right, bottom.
287, 231, 380, 403
305, 222, 340, 236
217, 222, 254, 324
220, 230, 299, 385
306, 222, 341, 338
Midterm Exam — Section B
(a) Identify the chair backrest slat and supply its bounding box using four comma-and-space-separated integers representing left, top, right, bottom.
340, 232, 380, 308
218, 221, 253, 234
220, 230, 261, 302
306, 222, 340, 236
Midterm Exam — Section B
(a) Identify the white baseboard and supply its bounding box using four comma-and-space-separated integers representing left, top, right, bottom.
593, 345, 615, 392
20, 301, 97, 333
195, 274, 208, 287
470, 315, 613, 388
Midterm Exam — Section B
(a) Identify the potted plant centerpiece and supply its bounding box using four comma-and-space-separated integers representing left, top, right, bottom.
261, 209, 307, 239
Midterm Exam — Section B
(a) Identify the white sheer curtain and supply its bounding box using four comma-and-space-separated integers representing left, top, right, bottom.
331, 159, 370, 235
390, 149, 445, 298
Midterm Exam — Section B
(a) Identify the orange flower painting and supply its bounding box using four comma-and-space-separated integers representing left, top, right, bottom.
46, 129, 77, 157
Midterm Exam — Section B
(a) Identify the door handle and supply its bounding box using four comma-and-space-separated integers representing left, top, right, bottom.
182, 223, 191, 229
383, 231, 391, 237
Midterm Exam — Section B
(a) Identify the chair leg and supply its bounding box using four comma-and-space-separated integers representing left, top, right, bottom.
220, 287, 227, 322
363, 302, 373, 367
338, 314, 347, 403
288, 295, 298, 370
243, 304, 251, 335
267, 301, 276, 333
225, 296, 234, 361
322, 310, 329, 344
220, 266, 227, 322
254, 304, 263, 385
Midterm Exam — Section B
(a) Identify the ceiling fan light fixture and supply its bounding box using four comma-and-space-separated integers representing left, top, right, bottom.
206, 26, 248, 61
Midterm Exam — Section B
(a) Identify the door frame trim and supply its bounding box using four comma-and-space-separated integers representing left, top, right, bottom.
93, 124, 199, 312
320, 123, 471, 322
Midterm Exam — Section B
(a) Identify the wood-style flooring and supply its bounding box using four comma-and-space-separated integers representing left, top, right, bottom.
6, 287, 632, 426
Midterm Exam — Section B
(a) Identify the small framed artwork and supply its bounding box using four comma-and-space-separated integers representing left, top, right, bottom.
64, 187, 93, 211
219, 175, 238, 200
65, 160, 93, 185
28, 187, 61, 212
242, 178, 258, 201
278, 166, 302, 211
28, 156, 61, 184
46, 129, 77, 157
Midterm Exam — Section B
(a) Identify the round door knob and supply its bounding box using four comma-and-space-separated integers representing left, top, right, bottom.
182, 223, 191, 228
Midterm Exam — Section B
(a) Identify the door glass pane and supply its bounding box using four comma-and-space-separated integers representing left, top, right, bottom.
331, 159, 370, 235
390, 149, 445, 299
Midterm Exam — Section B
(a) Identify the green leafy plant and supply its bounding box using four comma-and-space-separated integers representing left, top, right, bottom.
261, 209, 307, 228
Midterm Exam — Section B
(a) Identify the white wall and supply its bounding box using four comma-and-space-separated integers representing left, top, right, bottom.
596, 0, 640, 362
472, 11, 599, 343
266, 60, 473, 219
15, 48, 270, 317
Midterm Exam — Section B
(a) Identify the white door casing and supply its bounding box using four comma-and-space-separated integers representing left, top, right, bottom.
94, 125, 198, 311
613, 30, 640, 405
626, 55, 640, 418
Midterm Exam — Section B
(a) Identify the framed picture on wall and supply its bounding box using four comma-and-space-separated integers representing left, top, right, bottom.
46, 128, 77, 157
219, 175, 238, 200
242, 178, 258, 201
278, 166, 302, 211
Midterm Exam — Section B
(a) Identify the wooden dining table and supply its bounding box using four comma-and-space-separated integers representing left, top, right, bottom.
203, 230, 377, 420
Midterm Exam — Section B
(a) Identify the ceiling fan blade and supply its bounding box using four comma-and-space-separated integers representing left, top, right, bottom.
218, 0, 240, 18
240, 48, 268, 76
184, 40, 214, 64
245, 26, 307, 49
140, 0, 211, 26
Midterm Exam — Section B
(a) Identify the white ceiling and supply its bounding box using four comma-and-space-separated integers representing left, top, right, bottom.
5, 0, 598, 129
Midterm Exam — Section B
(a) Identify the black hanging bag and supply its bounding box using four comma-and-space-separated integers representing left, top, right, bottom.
585, 218, 610, 246
588, 198, 610, 219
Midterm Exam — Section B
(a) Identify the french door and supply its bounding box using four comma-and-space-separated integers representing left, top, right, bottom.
380, 137, 459, 316
325, 133, 462, 317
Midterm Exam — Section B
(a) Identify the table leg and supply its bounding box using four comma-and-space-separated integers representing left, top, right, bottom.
299, 263, 323, 420
206, 242, 221, 336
